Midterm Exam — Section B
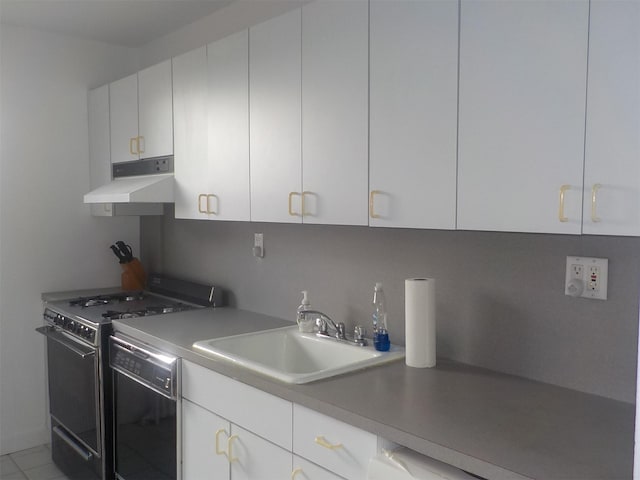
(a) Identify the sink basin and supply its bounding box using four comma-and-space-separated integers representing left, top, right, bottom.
193, 326, 405, 384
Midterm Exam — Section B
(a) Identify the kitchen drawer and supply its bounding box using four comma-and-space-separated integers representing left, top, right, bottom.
293, 405, 377, 480
182, 360, 292, 450
293, 455, 345, 480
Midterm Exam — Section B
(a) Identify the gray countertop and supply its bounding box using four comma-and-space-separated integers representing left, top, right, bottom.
112, 307, 633, 480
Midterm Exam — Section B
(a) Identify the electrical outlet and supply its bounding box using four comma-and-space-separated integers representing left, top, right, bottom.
565, 256, 608, 300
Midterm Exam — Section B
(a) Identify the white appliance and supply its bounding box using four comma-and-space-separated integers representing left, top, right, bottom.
367, 448, 476, 480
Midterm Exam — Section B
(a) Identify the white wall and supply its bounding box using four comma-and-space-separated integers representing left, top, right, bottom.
0, 24, 140, 455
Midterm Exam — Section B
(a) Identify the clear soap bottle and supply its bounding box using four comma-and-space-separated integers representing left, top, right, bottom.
372, 282, 390, 351
296, 290, 315, 333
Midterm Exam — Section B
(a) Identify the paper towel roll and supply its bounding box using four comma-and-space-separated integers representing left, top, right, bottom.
405, 278, 436, 368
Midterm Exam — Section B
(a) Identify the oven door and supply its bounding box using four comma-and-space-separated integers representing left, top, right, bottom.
113, 370, 177, 480
37, 326, 101, 454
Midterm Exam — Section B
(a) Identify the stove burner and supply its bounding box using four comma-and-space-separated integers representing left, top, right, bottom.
69, 292, 145, 308
101, 303, 193, 320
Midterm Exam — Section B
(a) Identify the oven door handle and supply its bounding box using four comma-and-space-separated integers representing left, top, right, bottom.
52, 425, 93, 462
36, 326, 96, 358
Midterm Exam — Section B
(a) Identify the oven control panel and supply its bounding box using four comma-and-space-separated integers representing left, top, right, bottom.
44, 308, 97, 344
109, 336, 177, 399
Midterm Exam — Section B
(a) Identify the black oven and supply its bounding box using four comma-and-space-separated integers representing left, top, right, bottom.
110, 334, 180, 480
36, 322, 110, 480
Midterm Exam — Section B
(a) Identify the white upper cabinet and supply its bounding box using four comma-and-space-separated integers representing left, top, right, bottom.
369, 0, 458, 229
173, 46, 209, 220
88, 86, 163, 216
138, 60, 173, 160
249, 9, 303, 224
457, 0, 589, 234
109, 60, 173, 164
583, 0, 640, 236
207, 30, 251, 222
110, 73, 139, 164
301, 0, 369, 226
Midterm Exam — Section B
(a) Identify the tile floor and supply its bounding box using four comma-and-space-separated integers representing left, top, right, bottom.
1, 445, 69, 480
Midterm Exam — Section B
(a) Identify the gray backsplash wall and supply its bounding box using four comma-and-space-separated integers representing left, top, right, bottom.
142, 209, 640, 403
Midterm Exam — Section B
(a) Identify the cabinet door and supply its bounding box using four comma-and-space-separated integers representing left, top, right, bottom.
229, 424, 291, 480
293, 455, 344, 480
182, 360, 292, 451
369, 0, 458, 229
173, 46, 210, 220
207, 30, 251, 221
109, 73, 139, 164
249, 9, 303, 223
302, 0, 369, 225
182, 399, 230, 480
88, 86, 113, 217
293, 405, 377, 480
458, 0, 588, 234
138, 59, 173, 159
583, 0, 640, 236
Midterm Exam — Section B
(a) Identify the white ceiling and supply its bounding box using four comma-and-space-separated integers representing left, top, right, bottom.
0, 0, 236, 47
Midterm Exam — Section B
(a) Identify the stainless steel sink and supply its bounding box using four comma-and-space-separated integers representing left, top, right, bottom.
193, 326, 405, 384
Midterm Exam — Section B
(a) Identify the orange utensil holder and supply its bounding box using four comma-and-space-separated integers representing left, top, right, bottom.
121, 258, 146, 291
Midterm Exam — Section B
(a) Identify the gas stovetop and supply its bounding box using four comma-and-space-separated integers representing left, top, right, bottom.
51, 291, 200, 324
42, 275, 223, 345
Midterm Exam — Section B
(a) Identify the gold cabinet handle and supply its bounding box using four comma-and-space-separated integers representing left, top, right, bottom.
226, 434, 239, 463
215, 428, 228, 456
369, 190, 382, 219
206, 194, 218, 215
291, 468, 303, 479
137, 135, 145, 154
301, 191, 313, 217
288, 192, 302, 216
558, 185, 570, 223
129, 137, 138, 155
198, 194, 207, 214
314, 435, 342, 450
591, 183, 602, 223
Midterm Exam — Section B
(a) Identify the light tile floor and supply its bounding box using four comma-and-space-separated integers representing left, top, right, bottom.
1, 445, 69, 480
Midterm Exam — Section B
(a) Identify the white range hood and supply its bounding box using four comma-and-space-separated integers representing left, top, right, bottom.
84, 173, 174, 204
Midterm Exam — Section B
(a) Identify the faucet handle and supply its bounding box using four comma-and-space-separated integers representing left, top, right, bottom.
354, 325, 367, 346
336, 322, 346, 340
316, 317, 328, 335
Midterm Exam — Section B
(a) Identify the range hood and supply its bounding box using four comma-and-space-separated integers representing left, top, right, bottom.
84, 157, 174, 204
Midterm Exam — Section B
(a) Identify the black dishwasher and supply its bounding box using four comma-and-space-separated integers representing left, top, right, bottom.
109, 334, 180, 480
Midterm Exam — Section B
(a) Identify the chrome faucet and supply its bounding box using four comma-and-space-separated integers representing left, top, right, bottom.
298, 309, 367, 346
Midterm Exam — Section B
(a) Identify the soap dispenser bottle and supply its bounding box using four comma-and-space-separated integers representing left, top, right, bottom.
296, 290, 315, 333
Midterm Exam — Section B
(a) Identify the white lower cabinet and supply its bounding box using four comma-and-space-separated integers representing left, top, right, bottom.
182, 399, 230, 480
293, 405, 377, 480
293, 455, 345, 480
182, 399, 291, 480
229, 424, 292, 480
182, 360, 380, 480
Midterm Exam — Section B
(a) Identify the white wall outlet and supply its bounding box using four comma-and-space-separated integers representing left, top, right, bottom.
565, 256, 608, 300
253, 233, 264, 258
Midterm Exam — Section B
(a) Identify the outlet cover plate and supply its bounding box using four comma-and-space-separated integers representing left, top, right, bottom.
565, 256, 608, 300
